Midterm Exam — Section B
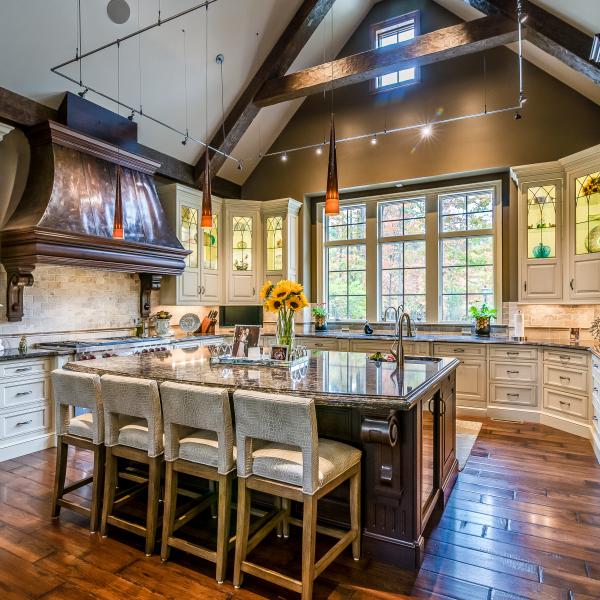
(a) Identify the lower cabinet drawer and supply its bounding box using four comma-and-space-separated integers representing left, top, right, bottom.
350, 339, 392, 353
544, 349, 588, 368
302, 337, 339, 350
404, 341, 431, 356
0, 359, 49, 380
490, 361, 537, 384
434, 343, 486, 358
489, 384, 537, 407
1, 404, 52, 441
489, 346, 538, 361
543, 364, 588, 394
1, 378, 48, 409
543, 388, 588, 419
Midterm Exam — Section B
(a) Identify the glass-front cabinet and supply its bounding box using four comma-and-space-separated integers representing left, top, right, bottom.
512, 164, 563, 301
158, 183, 222, 305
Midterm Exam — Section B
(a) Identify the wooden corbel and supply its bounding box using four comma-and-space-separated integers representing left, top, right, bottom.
360, 411, 401, 484
6, 267, 35, 322
139, 274, 162, 318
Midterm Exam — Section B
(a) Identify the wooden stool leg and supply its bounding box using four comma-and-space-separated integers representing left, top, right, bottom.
89, 444, 105, 533
233, 478, 251, 589
100, 447, 117, 538
161, 461, 178, 562
51, 438, 68, 518
281, 498, 290, 539
301, 494, 317, 600
275, 497, 283, 537
215, 473, 233, 584
350, 469, 361, 561
145, 455, 162, 556
209, 480, 217, 518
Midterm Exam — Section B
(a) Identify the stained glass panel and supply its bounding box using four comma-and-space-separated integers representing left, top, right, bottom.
180, 205, 198, 268
575, 171, 600, 255
202, 214, 218, 270
232, 216, 252, 271
266, 216, 283, 271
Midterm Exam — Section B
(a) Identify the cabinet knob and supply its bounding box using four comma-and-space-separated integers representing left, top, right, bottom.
16, 419, 33, 426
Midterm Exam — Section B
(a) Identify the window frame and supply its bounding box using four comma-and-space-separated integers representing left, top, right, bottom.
316, 180, 503, 324
370, 10, 421, 94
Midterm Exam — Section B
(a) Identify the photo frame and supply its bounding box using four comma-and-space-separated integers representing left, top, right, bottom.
231, 325, 260, 358
270, 345, 289, 362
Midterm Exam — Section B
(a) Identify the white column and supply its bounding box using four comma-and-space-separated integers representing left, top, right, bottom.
0, 122, 14, 142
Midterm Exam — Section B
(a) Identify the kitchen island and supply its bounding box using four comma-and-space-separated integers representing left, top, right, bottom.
66, 347, 459, 568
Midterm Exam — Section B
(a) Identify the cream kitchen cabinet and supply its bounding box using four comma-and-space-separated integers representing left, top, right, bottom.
225, 201, 262, 304
159, 183, 223, 305
262, 198, 302, 285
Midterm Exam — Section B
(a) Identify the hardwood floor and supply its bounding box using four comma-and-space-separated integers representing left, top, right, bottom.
1, 419, 600, 599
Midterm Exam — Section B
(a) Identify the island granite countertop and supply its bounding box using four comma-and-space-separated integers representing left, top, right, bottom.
65, 347, 459, 411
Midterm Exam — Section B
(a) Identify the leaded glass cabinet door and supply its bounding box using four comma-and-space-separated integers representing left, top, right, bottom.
264, 214, 285, 283
199, 202, 221, 303
520, 179, 563, 300
569, 166, 600, 299
178, 201, 202, 303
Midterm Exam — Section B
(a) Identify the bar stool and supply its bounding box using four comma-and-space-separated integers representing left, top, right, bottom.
100, 374, 163, 556
232, 390, 362, 600
50, 369, 105, 533
160, 382, 235, 583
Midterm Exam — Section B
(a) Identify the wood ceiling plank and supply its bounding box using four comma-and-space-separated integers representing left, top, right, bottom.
195, 0, 336, 181
254, 15, 518, 107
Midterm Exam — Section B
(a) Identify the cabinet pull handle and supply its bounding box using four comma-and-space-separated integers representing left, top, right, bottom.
253, 287, 256, 296
594, 386, 599, 393
15, 391, 33, 397
453, 348, 464, 353
559, 355, 571, 361
559, 375, 571, 382
559, 400, 571, 407
524, 281, 527, 292
593, 416, 599, 422
15, 367, 32, 372
428, 397, 435, 414
507, 393, 520, 398
507, 351, 519, 356
507, 370, 520, 375
440, 398, 447, 416
16, 419, 33, 426
570, 278, 574, 291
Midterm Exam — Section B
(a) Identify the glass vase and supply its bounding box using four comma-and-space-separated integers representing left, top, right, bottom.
276, 310, 295, 349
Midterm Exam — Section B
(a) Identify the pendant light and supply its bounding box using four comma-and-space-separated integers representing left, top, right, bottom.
325, 113, 339, 215
200, 5, 213, 228
113, 164, 124, 238
113, 42, 125, 239
324, 6, 339, 216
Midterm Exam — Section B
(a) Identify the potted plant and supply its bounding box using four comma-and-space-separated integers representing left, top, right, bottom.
152, 310, 172, 337
312, 305, 328, 331
469, 303, 497, 337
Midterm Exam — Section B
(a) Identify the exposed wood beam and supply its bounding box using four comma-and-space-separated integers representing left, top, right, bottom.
255, 15, 518, 107
0, 86, 240, 198
462, 0, 600, 85
195, 0, 336, 181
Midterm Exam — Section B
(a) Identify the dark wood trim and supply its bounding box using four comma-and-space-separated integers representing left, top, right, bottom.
139, 274, 162, 318
462, 0, 600, 84
6, 267, 35, 322
194, 0, 337, 181
255, 15, 518, 107
0, 87, 57, 128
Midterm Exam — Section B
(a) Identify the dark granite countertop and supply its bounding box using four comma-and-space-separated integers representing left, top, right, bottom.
64, 347, 460, 411
0, 348, 72, 361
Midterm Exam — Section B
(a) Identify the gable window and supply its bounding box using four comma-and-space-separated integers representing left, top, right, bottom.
372, 12, 419, 91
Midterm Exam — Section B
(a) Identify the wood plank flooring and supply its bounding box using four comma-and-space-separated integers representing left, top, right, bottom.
1, 418, 599, 599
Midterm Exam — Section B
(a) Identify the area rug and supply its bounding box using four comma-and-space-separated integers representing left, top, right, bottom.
456, 420, 483, 470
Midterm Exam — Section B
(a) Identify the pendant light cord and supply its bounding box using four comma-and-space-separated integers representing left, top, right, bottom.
76, 0, 82, 85
330, 4, 334, 114
219, 56, 226, 143
205, 4, 209, 152
182, 28, 190, 138
138, 0, 143, 113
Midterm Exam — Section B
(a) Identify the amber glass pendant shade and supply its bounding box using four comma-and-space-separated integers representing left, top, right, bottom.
112, 165, 124, 239
201, 149, 213, 228
325, 113, 339, 216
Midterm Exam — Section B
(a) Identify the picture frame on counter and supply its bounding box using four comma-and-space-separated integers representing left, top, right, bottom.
270, 345, 289, 361
232, 325, 260, 357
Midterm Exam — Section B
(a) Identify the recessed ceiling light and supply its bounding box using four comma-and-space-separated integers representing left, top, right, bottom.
107, 0, 131, 24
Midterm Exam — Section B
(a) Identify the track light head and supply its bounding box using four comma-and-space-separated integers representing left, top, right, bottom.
78, 87, 89, 98
370, 134, 377, 145
519, 13, 528, 24
316, 146, 323, 155
421, 124, 433, 138
237, 161, 244, 171
127, 109, 135, 121
281, 153, 288, 162
591, 34, 600, 63
514, 111, 522, 120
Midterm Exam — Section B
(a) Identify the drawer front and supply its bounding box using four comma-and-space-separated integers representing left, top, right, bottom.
489, 346, 538, 361
1, 378, 48, 409
544, 364, 588, 394
302, 337, 339, 351
405, 341, 431, 356
350, 339, 391, 354
543, 388, 588, 419
434, 343, 486, 358
544, 349, 588, 368
0, 359, 49, 380
490, 361, 537, 384
1, 404, 51, 441
489, 384, 537, 407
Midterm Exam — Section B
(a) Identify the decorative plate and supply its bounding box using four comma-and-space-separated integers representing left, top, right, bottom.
179, 313, 201, 335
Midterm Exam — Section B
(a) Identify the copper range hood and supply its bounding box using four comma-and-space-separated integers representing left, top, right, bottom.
1, 120, 189, 321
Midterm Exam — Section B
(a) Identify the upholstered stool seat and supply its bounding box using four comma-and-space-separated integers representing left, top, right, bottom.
232, 390, 362, 600
100, 375, 164, 556
251, 439, 361, 491
51, 369, 105, 533
160, 382, 236, 584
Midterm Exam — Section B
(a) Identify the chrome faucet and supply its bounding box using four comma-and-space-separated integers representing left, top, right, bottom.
390, 308, 414, 368
384, 306, 400, 335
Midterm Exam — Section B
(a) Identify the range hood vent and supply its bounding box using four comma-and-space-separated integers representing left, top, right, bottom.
1, 120, 189, 321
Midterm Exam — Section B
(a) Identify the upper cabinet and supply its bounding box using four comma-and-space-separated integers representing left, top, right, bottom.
512, 143, 600, 304
262, 198, 302, 285
562, 147, 600, 300
512, 163, 564, 301
158, 183, 223, 306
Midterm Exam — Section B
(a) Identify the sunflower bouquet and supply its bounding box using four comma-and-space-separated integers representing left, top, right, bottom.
260, 279, 309, 348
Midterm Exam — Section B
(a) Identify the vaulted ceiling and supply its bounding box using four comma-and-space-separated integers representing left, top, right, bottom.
0, 0, 598, 188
